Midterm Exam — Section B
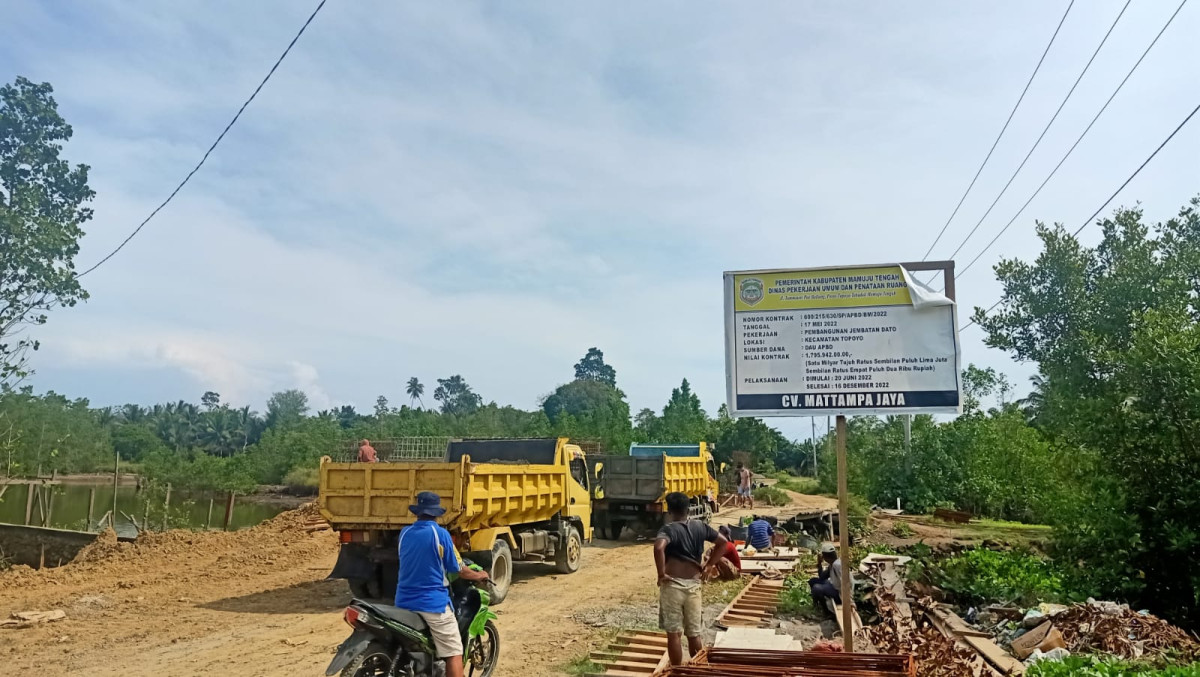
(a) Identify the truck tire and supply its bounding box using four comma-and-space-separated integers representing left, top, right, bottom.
609, 520, 625, 541
489, 539, 513, 604
555, 526, 583, 574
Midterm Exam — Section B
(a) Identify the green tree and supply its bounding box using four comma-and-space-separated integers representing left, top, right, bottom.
433, 375, 482, 416
201, 391, 220, 410
977, 200, 1200, 625
542, 379, 632, 452
405, 377, 424, 409
655, 378, 708, 443
265, 389, 309, 429
374, 395, 389, 418
1, 77, 95, 385
573, 347, 617, 386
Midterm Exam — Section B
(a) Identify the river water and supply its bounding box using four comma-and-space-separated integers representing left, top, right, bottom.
0, 482, 290, 538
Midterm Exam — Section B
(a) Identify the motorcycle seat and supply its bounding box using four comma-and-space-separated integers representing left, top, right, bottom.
370, 604, 428, 630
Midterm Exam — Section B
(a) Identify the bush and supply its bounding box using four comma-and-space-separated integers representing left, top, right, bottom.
752, 485, 789, 506
923, 548, 1076, 607
777, 570, 821, 618
282, 465, 319, 491
1028, 657, 1200, 676
890, 522, 916, 538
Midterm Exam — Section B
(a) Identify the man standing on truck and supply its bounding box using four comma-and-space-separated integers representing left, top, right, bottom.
654, 491, 729, 666
736, 462, 753, 508
395, 491, 489, 677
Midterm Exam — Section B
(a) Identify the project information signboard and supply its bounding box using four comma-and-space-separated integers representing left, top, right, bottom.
724, 264, 962, 417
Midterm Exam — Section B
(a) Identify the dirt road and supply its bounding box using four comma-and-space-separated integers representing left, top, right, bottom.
0, 508, 657, 676
0, 493, 831, 676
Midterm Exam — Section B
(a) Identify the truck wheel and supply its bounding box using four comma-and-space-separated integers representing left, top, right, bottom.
555, 527, 583, 574
489, 540, 512, 604
610, 520, 625, 541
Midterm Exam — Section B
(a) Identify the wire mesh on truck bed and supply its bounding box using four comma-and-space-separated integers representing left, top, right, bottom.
333, 437, 608, 463
334, 437, 454, 462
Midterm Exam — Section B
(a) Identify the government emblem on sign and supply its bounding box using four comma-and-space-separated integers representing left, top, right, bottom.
739, 278, 764, 306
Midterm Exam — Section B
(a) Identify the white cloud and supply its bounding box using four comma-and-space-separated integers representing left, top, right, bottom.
6, 0, 1198, 440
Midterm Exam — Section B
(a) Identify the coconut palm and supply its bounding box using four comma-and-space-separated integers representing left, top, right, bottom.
406, 377, 425, 409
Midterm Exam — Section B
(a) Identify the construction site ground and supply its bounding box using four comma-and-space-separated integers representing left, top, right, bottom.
0, 492, 836, 677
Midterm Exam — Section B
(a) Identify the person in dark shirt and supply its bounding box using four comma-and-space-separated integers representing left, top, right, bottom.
654, 492, 728, 666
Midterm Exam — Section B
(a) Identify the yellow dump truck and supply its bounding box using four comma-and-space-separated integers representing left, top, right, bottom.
319, 438, 592, 604
589, 443, 720, 539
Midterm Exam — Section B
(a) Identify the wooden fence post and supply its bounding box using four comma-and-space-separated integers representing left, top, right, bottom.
87, 487, 96, 528
161, 483, 172, 531
223, 492, 236, 531
206, 497, 215, 530
142, 499, 150, 532
24, 484, 35, 525
44, 488, 55, 527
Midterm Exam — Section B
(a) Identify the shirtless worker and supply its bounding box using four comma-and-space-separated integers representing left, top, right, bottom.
654, 492, 729, 666
736, 462, 754, 508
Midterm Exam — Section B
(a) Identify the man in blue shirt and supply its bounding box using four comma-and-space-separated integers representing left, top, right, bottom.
396, 491, 489, 677
747, 517, 774, 550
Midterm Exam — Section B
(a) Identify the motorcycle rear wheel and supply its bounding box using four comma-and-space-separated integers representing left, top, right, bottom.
467, 620, 500, 677
340, 641, 393, 677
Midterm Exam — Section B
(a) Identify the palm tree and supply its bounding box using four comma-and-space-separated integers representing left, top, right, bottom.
1019, 373, 1049, 427
406, 377, 425, 409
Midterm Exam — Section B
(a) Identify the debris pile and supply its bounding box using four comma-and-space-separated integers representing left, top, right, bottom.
863, 589, 984, 677
1051, 601, 1200, 661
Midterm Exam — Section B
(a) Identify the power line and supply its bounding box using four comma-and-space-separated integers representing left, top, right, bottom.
959, 98, 1200, 333
76, 0, 328, 278
938, 0, 1132, 265
919, 0, 1075, 261
951, 0, 1189, 285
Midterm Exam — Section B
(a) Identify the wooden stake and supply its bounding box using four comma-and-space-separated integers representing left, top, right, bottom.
161, 483, 171, 531
223, 492, 236, 531
142, 499, 150, 533
87, 487, 96, 528
206, 497, 215, 530
44, 488, 54, 527
112, 447, 119, 523
836, 414, 853, 653
24, 483, 34, 525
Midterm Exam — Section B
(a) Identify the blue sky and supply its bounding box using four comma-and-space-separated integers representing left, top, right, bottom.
2, 1, 1198, 439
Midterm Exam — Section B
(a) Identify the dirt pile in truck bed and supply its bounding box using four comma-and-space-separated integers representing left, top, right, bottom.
0, 503, 326, 594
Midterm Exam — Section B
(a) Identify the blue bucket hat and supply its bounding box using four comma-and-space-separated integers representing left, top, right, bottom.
409, 491, 446, 518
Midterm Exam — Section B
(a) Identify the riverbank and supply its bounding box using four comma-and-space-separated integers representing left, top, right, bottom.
2, 474, 314, 508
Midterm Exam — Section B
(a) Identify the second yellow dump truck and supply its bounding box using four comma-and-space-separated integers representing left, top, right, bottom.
318, 437, 592, 603
589, 442, 720, 539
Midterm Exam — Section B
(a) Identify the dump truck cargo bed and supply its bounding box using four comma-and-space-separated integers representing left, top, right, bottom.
319, 457, 575, 530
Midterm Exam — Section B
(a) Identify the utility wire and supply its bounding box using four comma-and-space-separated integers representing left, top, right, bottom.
919, 0, 1075, 261
938, 0, 1132, 266
950, 0, 1189, 286
76, 0, 328, 278
959, 99, 1200, 332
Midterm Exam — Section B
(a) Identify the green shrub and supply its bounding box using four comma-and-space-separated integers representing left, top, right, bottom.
1028, 657, 1200, 676
282, 465, 319, 491
752, 485, 789, 506
924, 548, 1076, 606
777, 570, 822, 619
890, 522, 916, 538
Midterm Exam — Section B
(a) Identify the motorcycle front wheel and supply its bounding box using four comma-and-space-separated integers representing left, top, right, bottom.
467, 621, 500, 677
340, 641, 393, 677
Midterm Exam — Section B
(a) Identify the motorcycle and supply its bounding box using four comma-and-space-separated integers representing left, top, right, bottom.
327, 561, 500, 677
